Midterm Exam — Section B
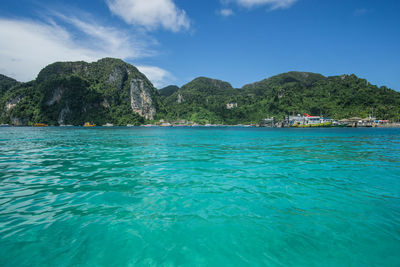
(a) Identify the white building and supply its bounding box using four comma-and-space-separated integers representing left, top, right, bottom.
288, 114, 328, 125
305, 115, 321, 124
289, 114, 306, 125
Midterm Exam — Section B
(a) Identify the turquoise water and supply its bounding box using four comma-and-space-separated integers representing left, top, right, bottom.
0, 127, 400, 266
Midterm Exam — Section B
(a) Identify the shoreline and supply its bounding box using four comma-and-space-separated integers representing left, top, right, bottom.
1, 124, 400, 128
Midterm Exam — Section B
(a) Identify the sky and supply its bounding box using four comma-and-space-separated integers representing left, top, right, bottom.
0, 0, 399, 90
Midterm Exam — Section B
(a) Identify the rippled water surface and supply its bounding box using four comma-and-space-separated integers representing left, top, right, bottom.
1, 127, 400, 266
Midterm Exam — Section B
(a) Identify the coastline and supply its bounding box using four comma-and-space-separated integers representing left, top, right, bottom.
1, 123, 400, 128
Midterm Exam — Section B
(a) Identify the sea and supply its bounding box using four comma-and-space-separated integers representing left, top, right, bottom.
0, 127, 399, 266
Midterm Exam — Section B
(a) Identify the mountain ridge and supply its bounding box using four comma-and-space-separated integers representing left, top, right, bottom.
1, 58, 399, 125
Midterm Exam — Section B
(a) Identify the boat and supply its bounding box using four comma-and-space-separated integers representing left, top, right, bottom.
0, 124, 9, 127
83, 122, 96, 127
33, 123, 48, 127
102, 123, 113, 127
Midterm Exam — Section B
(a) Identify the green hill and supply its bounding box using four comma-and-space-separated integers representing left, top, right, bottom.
0, 74, 19, 96
1, 59, 399, 125
162, 77, 241, 124
159, 85, 179, 97
241, 72, 400, 121
163, 72, 400, 124
0, 58, 164, 126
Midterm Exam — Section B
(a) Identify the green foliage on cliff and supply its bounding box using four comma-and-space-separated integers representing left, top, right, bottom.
159, 85, 179, 97
241, 72, 400, 121
161, 77, 241, 124
0, 74, 19, 96
162, 72, 400, 124
0, 58, 160, 125
1, 59, 399, 126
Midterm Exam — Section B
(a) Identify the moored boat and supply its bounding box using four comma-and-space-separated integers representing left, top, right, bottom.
83, 122, 96, 127
33, 123, 48, 127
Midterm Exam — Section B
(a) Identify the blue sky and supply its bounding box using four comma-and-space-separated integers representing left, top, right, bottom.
0, 0, 399, 90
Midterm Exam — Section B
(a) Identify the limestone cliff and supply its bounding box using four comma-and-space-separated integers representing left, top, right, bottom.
130, 79, 156, 120
0, 58, 162, 125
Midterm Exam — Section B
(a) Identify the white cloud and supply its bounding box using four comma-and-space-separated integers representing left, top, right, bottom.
0, 16, 172, 86
136, 65, 174, 88
52, 13, 148, 59
230, 0, 297, 10
0, 18, 95, 81
106, 0, 190, 32
219, 9, 235, 17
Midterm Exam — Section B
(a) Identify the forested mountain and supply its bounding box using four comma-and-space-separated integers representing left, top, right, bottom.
159, 85, 179, 97
161, 72, 400, 124
241, 72, 400, 121
161, 77, 242, 124
1, 59, 399, 125
0, 74, 19, 96
0, 58, 165, 126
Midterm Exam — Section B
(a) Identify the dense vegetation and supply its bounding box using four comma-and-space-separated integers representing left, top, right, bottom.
0, 58, 163, 126
162, 72, 400, 124
1, 58, 399, 125
0, 74, 19, 96
159, 85, 179, 97
162, 77, 241, 124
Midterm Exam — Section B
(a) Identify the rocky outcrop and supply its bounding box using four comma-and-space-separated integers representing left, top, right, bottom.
46, 87, 64, 106
58, 105, 70, 125
130, 79, 156, 120
11, 116, 27, 126
177, 93, 184, 103
0, 58, 161, 125
107, 66, 127, 90
101, 98, 110, 108
6, 97, 21, 111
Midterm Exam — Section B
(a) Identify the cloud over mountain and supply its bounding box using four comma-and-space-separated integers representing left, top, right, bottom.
0, 14, 172, 86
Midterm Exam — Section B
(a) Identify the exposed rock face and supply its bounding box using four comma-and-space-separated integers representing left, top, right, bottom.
177, 93, 184, 103
0, 58, 161, 125
130, 79, 156, 120
226, 102, 238, 109
6, 97, 21, 111
107, 66, 127, 90
278, 89, 285, 99
11, 117, 26, 126
46, 87, 63, 106
101, 98, 110, 108
58, 105, 70, 125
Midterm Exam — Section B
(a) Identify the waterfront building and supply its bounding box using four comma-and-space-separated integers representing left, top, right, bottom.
288, 113, 334, 126
289, 114, 306, 125
339, 117, 376, 127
